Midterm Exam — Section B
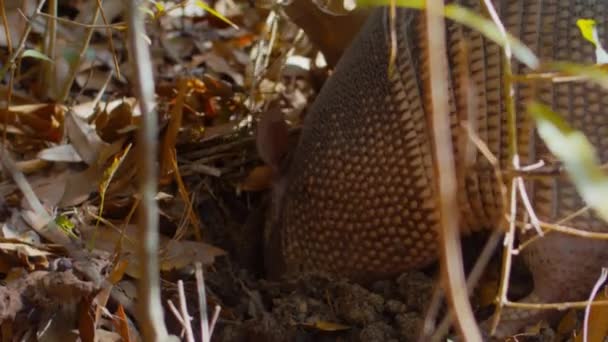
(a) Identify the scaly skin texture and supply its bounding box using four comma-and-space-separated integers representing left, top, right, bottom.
267, 0, 608, 335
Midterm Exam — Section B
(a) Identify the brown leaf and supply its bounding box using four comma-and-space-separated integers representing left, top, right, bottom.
96, 102, 134, 143
66, 110, 107, 165
301, 320, 350, 332
112, 305, 132, 342
574, 288, 608, 342
78, 296, 96, 342
37, 144, 83, 163
256, 107, 289, 171
239, 165, 273, 191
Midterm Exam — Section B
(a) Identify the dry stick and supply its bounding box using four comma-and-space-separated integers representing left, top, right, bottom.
479, 0, 524, 334
0, 143, 71, 246
533, 220, 608, 240
503, 299, 608, 310
426, 120, 510, 340
0, 0, 12, 144
125, 0, 170, 340
1, 0, 46, 77
1, 0, 44, 147
490, 177, 518, 333
0, 0, 13, 55
44, 0, 57, 98
418, 285, 443, 342
583, 268, 608, 342
430, 230, 503, 341
95, 0, 122, 80
167, 300, 187, 338
35, 12, 125, 29
515, 206, 593, 253
208, 305, 221, 337
247, 10, 278, 110
196, 262, 212, 342
425, 1, 482, 340
178, 280, 195, 342
58, 4, 100, 102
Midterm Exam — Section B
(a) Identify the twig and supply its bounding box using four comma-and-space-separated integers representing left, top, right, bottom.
0, 143, 71, 246
583, 268, 608, 342
43, 0, 57, 98
58, 3, 101, 102
430, 229, 503, 341
425, 0, 482, 340
514, 206, 591, 253
95, 0, 122, 79
125, 0, 170, 340
196, 262, 211, 342
178, 280, 195, 342
418, 285, 442, 342
167, 300, 187, 338
0, 0, 47, 81
0, 0, 14, 147
0, 0, 13, 55
208, 305, 221, 337
480, 0, 525, 334
490, 177, 518, 333
35, 11, 125, 29
504, 298, 608, 310
247, 10, 279, 110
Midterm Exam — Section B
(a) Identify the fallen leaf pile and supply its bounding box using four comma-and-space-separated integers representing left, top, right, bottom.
0, 0, 319, 340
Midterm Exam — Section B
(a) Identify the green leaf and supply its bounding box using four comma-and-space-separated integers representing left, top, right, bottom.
195, 0, 239, 30
22, 49, 53, 63
577, 19, 598, 46
55, 214, 78, 239
575, 18, 608, 63
355, 0, 539, 69
528, 101, 608, 223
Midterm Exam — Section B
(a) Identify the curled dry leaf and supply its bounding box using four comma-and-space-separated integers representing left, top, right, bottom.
0, 239, 51, 271
239, 165, 273, 191
66, 110, 108, 166
96, 101, 135, 143
37, 144, 83, 163
160, 239, 226, 272
0, 268, 102, 322
82, 224, 225, 279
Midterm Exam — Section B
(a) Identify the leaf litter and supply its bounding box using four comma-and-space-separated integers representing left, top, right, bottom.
0, 0, 591, 341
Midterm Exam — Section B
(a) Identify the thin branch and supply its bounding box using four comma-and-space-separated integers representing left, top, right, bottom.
95, 0, 122, 80
0, 0, 47, 80
0, 0, 13, 55
43, 0, 57, 98
504, 299, 608, 310
430, 229, 503, 341
583, 268, 608, 342
125, 0, 170, 340
425, 0, 482, 340
490, 177, 518, 333
196, 262, 211, 342
35, 11, 125, 29
208, 305, 221, 337
178, 280, 195, 342
58, 4, 101, 102
167, 300, 187, 338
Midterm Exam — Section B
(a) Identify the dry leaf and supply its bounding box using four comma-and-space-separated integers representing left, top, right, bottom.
37, 144, 83, 163
78, 296, 96, 342
574, 288, 608, 342
66, 111, 107, 166
112, 305, 132, 342
239, 165, 273, 191
301, 320, 350, 332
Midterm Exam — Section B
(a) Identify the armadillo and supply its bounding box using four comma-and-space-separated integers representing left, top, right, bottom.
260, 0, 608, 335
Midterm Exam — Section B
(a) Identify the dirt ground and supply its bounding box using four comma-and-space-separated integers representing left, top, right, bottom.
188, 183, 559, 342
